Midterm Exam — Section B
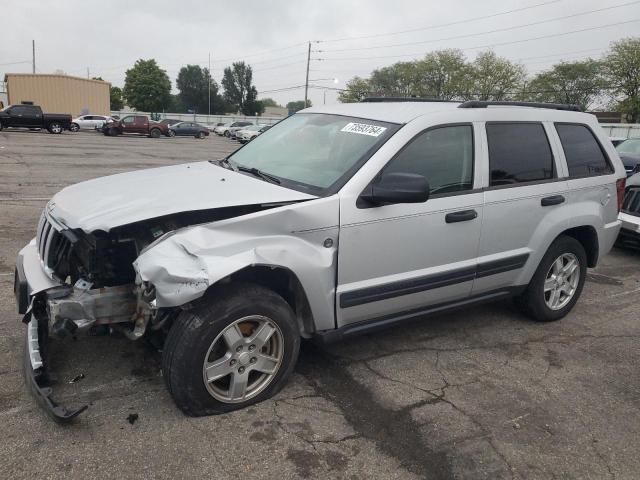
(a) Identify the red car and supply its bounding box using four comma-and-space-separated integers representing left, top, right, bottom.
102, 115, 171, 138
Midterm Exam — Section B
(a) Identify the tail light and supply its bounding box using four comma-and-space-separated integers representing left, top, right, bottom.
616, 177, 626, 212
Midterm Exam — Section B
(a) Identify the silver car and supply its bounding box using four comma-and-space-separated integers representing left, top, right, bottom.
14, 100, 625, 421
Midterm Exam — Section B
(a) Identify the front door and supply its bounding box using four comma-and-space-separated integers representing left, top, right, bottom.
337, 123, 484, 327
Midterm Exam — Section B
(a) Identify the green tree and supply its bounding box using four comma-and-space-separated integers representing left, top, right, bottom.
109, 86, 125, 111
606, 37, 640, 122
286, 100, 312, 113
414, 49, 470, 100
527, 59, 604, 110
260, 98, 281, 108
466, 51, 526, 101
123, 59, 171, 112
221, 62, 261, 115
338, 77, 371, 103
369, 62, 421, 96
176, 64, 223, 114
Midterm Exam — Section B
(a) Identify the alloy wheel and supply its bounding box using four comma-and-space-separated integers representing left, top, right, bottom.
202, 316, 284, 403
544, 253, 580, 310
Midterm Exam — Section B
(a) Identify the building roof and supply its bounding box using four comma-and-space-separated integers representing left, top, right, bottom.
4, 73, 110, 86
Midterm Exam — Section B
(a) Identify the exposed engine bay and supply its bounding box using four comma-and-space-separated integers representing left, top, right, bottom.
34, 204, 278, 340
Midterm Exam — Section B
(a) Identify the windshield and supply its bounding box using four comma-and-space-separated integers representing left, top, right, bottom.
617, 139, 640, 156
226, 113, 398, 195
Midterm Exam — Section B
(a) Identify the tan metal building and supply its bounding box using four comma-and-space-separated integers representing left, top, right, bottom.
4, 74, 110, 116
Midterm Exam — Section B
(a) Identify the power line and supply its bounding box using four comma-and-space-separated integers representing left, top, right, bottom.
317, 18, 640, 62
319, 0, 562, 43
213, 42, 307, 63
0, 60, 31, 66
318, 2, 640, 54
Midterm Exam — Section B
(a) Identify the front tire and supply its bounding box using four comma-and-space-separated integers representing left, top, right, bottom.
224, 130, 230, 137
196, 131, 205, 139
168, 129, 176, 137
149, 128, 161, 138
162, 283, 300, 416
516, 235, 587, 322
69, 123, 79, 132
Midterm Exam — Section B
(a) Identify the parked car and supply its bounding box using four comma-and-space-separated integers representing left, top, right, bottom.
228, 122, 255, 139
215, 121, 253, 137
615, 138, 640, 176
160, 119, 182, 127
69, 115, 111, 132
169, 121, 210, 138
101, 115, 171, 138
610, 137, 627, 147
237, 124, 270, 143
0, 104, 72, 134
618, 170, 640, 247
14, 100, 625, 421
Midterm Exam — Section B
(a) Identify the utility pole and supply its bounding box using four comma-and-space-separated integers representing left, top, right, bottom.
208, 52, 211, 117
32, 40, 35, 74
304, 41, 311, 107
87, 67, 90, 79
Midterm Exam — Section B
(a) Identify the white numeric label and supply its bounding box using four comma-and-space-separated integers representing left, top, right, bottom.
341, 122, 387, 137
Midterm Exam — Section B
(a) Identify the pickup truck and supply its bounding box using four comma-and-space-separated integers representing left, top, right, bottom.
102, 115, 171, 138
0, 104, 72, 134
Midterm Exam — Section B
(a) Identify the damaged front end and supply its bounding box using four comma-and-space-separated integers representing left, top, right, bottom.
17, 203, 274, 422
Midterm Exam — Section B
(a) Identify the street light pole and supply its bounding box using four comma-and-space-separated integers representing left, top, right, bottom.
32, 40, 35, 74
304, 41, 311, 107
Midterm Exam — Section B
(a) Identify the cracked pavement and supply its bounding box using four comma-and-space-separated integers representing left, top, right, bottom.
1, 130, 640, 479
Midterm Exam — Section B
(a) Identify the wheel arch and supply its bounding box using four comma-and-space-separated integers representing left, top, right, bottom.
560, 225, 599, 268
216, 265, 316, 337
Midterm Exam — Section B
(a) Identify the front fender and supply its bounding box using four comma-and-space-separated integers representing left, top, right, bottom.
134, 197, 339, 331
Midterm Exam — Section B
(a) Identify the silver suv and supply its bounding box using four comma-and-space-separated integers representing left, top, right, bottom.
14, 100, 626, 421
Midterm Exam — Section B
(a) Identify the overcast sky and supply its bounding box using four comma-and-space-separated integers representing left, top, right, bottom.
2, 0, 639, 107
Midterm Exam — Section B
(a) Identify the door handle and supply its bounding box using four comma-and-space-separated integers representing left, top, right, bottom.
541, 195, 565, 207
445, 209, 478, 223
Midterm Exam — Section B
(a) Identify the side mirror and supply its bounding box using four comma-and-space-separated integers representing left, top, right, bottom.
360, 172, 429, 206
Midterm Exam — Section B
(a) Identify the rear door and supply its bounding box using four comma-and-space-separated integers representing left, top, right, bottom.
133, 116, 148, 134
472, 121, 568, 295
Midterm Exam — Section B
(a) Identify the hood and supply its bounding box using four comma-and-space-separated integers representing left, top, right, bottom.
620, 153, 640, 167
48, 161, 315, 232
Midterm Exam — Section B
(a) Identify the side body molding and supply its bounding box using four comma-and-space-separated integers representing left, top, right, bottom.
134, 196, 340, 332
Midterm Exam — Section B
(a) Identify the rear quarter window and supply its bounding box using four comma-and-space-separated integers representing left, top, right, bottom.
555, 123, 613, 177
486, 123, 555, 186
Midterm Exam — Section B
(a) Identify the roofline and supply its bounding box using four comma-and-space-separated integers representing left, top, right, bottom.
3, 73, 111, 86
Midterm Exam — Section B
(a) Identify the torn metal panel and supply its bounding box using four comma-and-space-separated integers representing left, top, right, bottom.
135, 196, 340, 331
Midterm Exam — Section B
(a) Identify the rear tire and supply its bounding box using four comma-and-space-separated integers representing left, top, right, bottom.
168, 129, 176, 137
224, 130, 230, 137
162, 283, 300, 416
47, 122, 63, 134
150, 128, 161, 138
69, 123, 79, 132
516, 235, 587, 322
196, 131, 205, 139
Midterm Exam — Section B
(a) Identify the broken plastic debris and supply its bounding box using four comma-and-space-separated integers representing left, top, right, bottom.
68, 373, 85, 384
127, 413, 139, 425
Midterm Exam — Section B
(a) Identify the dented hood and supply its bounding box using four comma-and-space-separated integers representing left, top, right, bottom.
48, 161, 315, 232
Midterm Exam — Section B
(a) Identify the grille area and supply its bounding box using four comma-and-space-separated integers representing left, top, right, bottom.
622, 187, 640, 215
35, 211, 72, 277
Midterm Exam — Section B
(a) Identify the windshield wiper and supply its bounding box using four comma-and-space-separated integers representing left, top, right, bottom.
210, 157, 237, 171
236, 165, 281, 184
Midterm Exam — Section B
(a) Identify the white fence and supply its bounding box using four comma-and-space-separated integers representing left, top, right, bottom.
110, 111, 285, 127
600, 123, 640, 139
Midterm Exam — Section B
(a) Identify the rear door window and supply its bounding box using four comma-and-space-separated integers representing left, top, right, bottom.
486, 123, 554, 186
555, 123, 613, 177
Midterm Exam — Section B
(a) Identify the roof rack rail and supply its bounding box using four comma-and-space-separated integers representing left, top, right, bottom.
361, 97, 458, 103
458, 100, 581, 112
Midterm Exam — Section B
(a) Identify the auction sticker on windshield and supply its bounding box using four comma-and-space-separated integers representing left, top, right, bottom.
341, 122, 387, 137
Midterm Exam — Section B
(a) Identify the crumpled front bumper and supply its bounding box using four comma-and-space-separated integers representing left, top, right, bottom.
15, 241, 88, 422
